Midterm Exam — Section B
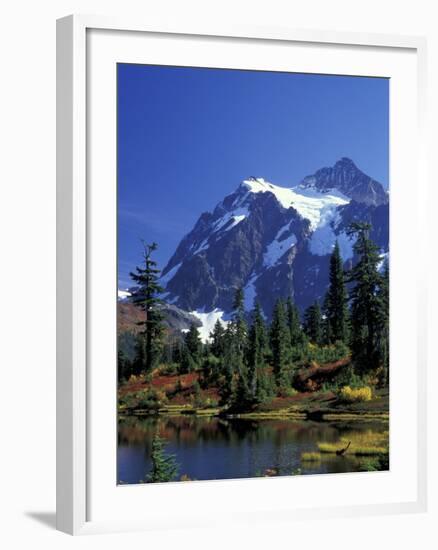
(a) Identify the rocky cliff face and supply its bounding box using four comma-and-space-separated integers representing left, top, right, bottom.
299, 157, 388, 207
158, 158, 388, 320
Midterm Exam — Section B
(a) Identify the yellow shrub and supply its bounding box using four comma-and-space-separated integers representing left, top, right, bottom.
340, 385, 372, 403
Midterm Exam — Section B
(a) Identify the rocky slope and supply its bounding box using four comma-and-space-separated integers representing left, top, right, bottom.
159, 158, 389, 320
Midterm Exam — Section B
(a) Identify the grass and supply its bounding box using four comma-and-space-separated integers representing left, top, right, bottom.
317, 430, 389, 456
229, 410, 307, 420
322, 412, 389, 421
301, 452, 322, 462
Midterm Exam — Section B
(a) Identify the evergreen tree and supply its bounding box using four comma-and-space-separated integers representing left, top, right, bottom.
270, 299, 290, 389
180, 343, 197, 374
199, 353, 221, 387
117, 348, 131, 381
171, 340, 183, 364
255, 366, 275, 403
218, 329, 236, 405
210, 319, 226, 358
184, 323, 202, 367
247, 303, 267, 400
132, 333, 146, 376
286, 296, 304, 346
221, 288, 249, 407
147, 433, 178, 483
232, 287, 247, 355
347, 222, 383, 375
130, 242, 165, 373
324, 241, 350, 343
304, 301, 323, 345
231, 287, 250, 405
376, 259, 389, 385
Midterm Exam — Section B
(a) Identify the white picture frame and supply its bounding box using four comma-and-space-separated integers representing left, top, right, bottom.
56, 14, 428, 535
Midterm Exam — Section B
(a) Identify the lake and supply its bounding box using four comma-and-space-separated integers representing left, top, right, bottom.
118, 415, 388, 484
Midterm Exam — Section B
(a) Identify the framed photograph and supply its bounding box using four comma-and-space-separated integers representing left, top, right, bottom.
57, 15, 427, 535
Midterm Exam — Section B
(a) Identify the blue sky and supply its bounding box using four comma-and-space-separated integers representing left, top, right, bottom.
118, 64, 389, 289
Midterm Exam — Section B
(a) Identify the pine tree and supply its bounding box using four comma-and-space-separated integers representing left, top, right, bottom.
218, 329, 235, 404
270, 299, 290, 389
347, 222, 383, 375
256, 366, 275, 403
324, 241, 350, 343
232, 287, 247, 354
132, 333, 146, 376
210, 319, 226, 358
184, 323, 202, 367
376, 259, 389, 385
180, 343, 196, 374
221, 288, 249, 407
232, 288, 250, 404
130, 242, 164, 373
286, 296, 304, 346
304, 301, 323, 345
247, 303, 267, 400
171, 340, 183, 364
118, 348, 131, 381
147, 433, 178, 483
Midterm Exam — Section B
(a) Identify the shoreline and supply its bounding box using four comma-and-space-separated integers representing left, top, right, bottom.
118, 404, 389, 422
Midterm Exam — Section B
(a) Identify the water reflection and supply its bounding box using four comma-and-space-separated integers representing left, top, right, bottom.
117, 415, 388, 484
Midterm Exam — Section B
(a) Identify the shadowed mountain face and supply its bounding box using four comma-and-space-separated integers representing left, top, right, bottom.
159, 158, 389, 318
299, 157, 389, 207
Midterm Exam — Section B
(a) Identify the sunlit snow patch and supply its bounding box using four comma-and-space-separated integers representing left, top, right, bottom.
212, 206, 249, 234
118, 289, 131, 301
263, 226, 297, 268
242, 178, 350, 230
309, 209, 354, 260
190, 309, 229, 343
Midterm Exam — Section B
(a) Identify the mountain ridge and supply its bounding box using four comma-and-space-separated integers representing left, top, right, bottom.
158, 158, 388, 320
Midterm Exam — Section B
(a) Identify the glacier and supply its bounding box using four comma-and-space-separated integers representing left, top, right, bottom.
190, 309, 229, 343
263, 225, 297, 267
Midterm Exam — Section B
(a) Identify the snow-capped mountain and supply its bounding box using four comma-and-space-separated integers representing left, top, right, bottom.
299, 157, 388, 207
160, 158, 389, 320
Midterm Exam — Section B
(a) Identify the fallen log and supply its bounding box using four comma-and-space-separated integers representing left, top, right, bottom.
336, 441, 351, 456
293, 357, 351, 392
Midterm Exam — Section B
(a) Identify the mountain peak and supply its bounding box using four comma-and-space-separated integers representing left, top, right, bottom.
336, 157, 357, 167
160, 159, 389, 318
300, 158, 388, 207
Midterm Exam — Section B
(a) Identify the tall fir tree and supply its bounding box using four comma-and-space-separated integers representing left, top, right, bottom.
247, 302, 267, 400
376, 259, 389, 385
118, 348, 131, 381
347, 222, 384, 375
132, 333, 146, 376
147, 433, 178, 483
218, 328, 236, 404
224, 288, 249, 407
232, 287, 247, 357
324, 241, 350, 343
210, 319, 226, 358
304, 301, 323, 345
270, 299, 290, 389
286, 296, 304, 346
180, 343, 196, 374
130, 242, 164, 373
184, 323, 202, 367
